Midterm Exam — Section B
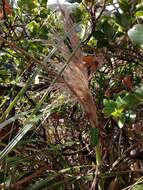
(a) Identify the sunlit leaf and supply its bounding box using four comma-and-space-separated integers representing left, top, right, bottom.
131, 183, 143, 190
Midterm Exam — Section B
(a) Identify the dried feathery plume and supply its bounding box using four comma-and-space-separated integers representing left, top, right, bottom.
56, 4, 102, 129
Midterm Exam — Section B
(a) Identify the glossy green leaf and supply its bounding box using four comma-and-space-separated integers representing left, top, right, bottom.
103, 99, 117, 116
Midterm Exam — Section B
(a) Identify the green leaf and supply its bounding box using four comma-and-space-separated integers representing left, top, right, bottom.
118, 116, 125, 128
119, 0, 131, 14
26, 174, 76, 190
123, 93, 141, 109
71, 7, 83, 23
89, 128, 99, 147
128, 24, 143, 46
5, 156, 31, 167
103, 99, 116, 107
93, 31, 105, 40
18, 0, 37, 10
131, 183, 143, 190
0, 124, 33, 160
27, 21, 39, 34
111, 107, 124, 118
134, 89, 143, 100
103, 99, 117, 116
102, 20, 115, 39
135, 11, 143, 18
116, 96, 127, 108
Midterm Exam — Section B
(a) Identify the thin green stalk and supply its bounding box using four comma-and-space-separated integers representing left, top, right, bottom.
95, 143, 102, 166
0, 70, 38, 123
95, 142, 104, 190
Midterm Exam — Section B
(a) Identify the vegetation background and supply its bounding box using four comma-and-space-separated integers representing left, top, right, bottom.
0, 0, 143, 189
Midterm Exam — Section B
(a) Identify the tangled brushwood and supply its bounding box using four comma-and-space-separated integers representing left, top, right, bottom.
0, 1, 143, 190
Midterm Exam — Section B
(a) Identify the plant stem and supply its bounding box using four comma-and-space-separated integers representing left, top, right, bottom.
95, 142, 104, 190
